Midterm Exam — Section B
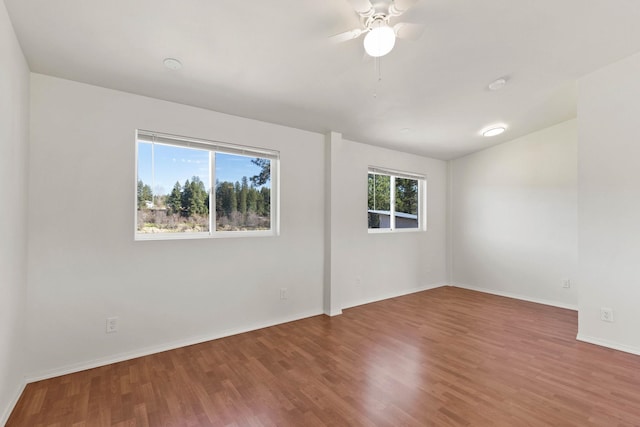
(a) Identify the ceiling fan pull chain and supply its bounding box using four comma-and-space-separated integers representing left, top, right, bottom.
373, 57, 383, 98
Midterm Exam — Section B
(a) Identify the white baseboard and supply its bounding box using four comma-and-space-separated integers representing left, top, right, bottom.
576, 333, 640, 356
451, 283, 578, 311
324, 309, 343, 317
25, 309, 323, 383
342, 282, 447, 310
1, 379, 26, 426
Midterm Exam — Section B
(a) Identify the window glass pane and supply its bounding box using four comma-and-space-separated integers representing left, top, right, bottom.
395, 177, 419, 229
368, 173, 391, 229
137, 142, 210, 234
215, 153, 271, 231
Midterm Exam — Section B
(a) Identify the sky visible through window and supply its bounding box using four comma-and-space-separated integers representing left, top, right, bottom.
138, 142, 266, 196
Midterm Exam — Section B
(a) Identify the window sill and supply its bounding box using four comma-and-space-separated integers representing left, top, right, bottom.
135, 230, 277, 241
367, 228, 425, 234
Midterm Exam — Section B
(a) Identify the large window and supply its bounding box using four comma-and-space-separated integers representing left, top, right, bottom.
136, 130, 279, 240
368, 167, 425, 232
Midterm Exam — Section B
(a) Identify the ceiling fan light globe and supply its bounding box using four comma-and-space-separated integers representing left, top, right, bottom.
364, 25, 396, 57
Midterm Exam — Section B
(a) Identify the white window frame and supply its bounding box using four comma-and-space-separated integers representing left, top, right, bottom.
135, 130, 280, 241
368, 166, 426, 233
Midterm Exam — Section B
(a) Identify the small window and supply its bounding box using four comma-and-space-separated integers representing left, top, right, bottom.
368, 167, 425, 232
136, 130, 279, 240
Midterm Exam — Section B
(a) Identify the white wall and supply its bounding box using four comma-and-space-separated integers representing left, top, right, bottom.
328, 136, 448, 310
27, 74, 326, 379
0, 1, 29, 423
450, 120, 578, 309
577, 52, 640, 354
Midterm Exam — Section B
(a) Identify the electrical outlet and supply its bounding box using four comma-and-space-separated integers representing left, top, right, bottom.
106, 316, 119, 333
562, 279, 571, 289
600, 307, 614, 323
280, 288, 288, 300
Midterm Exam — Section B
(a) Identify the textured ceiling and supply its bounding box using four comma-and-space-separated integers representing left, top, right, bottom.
5, 0, 640, 159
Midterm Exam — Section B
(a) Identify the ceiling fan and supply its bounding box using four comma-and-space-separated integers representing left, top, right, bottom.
331, 0, 425, 57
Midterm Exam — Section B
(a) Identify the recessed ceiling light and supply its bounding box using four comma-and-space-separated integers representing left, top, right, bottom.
482, 126, 506, 137
488, 78, 507, 91
163, 58, 182, 70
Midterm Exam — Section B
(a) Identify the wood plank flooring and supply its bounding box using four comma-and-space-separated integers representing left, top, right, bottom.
8, 286, 640, 426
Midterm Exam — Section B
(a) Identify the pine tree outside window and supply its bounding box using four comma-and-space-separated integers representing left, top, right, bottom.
135, 130, 279, 240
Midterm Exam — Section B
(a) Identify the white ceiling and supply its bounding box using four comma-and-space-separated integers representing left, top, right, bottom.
5, 0, 640, 159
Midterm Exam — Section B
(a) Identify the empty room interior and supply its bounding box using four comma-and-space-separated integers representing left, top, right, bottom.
3, 0, 640, 425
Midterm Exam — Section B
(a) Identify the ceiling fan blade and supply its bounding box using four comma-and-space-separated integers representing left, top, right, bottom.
393, 22, 425, 40
389, 0, 421, 16
329, 28, 364, 43
346, 0, 374, 16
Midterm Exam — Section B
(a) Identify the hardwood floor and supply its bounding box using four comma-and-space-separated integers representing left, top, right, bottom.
8, 286, 640, 426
